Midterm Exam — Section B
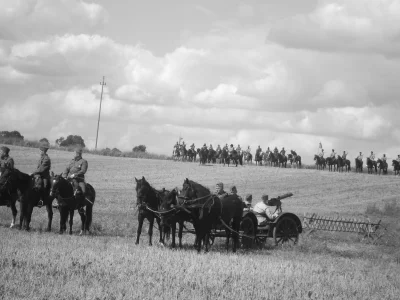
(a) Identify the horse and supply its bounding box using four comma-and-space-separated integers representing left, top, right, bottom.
227, 150, 239, 167
19, 175, 55, 231
255, 150, 263, 166
314, 155, 326, 170
392, 160, 400, 176
366, 158, 377, 174
288, 151, 301, 168
277, 153, 287, 168
326, 157, 337, 172
336, 156, 350, 173
197, 148, 208, 165
207, 149, 217, 164
49, 173, 95, 235
179, 179, 243, 253
187, 148, 196, 162
172, 148, 180, 161
180, 146, 188, 161
243, 151, 252, 164
376, 159, 387, 175
237, 150, 243, 166
134, 176, 167, 246
355, 159, 363, 173
159, 188, 193, 248
220, 148, 229, 165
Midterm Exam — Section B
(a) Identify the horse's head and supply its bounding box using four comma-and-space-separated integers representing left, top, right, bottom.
180, 178, 197, 200
32, 174, 43, 191
49, 173, 65, 197
314, 155, 318, 160
135, 176, 152, 208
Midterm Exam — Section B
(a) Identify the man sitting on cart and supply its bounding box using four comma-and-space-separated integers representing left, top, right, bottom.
252, 194, 280, 226
215, 182, 228, 199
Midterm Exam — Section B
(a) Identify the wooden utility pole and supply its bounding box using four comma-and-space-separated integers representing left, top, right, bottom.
95, 76, 106, 150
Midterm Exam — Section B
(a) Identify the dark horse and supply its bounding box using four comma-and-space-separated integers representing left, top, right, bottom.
355, 158, 363, 173
207, 148, 217, 164
243, 151, 252, 164
366, 158, 377, 174
277, 153, 287, 168
288, 151, 301, 168
392, 160, 400, 176
220, 148, 228, 165
255, 150, 263, 166
197, 148, 208, 165
226, 150, 239, 167
50, 174, 95, 235
336, 156, 350, 173
187, 148, 196, 162
19, 175, 55, 231
134, 176, 165, 246
326, 157, 337, 172
159, 187, 192, 248
0, 168, 31, 228
377, 159, 387, 175
314, 155, 326, 170
179, 179, 243, 253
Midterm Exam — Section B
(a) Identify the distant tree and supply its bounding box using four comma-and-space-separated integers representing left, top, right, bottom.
59, 135, 86, 148
0, 131, 24, 140
111, 148, 121, 154
132, 145, 146, 152
55, 137, 65, 146
39, 137, 49, 143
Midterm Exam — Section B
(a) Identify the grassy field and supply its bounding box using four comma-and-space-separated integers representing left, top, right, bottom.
1, 146, 399, 300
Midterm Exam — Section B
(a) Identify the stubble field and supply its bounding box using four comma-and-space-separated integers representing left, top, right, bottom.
1, 146, 399, 300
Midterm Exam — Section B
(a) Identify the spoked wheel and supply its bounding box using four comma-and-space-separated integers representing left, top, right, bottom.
273, 217, 299, 247
240, 216, 256, 249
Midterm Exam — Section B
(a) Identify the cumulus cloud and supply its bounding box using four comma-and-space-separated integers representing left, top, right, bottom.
0, 0, 400, 163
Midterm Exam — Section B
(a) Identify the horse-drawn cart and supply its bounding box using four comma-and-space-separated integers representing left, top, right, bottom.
208, 193, 303, 248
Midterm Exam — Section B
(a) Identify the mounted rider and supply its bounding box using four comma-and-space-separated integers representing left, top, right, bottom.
291, 150, 298, 161
369, 151, 375, 162
216, 144, 221, 152
173, 142, 179, 155
342, 151, 347, 160
397, 154, 400, 163
58, 146, 88, 212
280, 147, 286, 156
247, 145, 251, 153
265, 147, 271, 157
236, 144, 241, 154
0, 146, 15, 205
357, 152, 363, 161
180, 141, 186, 152
228, 144, 235, 154
190, 143, 195, 151
330, 149, 336, 159
381, 154, 388, 168
31, 141, 51, 207
273, 147, 279, 155
209, 144, 213, 150
253, 194, 280, 226
201, 143, 207, 150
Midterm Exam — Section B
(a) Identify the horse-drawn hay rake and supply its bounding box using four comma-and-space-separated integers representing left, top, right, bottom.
303, 213, 384, 243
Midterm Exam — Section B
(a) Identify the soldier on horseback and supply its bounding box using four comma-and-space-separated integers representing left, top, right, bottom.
330, 149, 336, 159
190, 143, 195, 151
369, 151, 375, 162
228, 144, 234, 154
319, 149, 324, 158
280, 147, 286, 156
209, 144, 213, 150
273, 147, 279, 155
58, 146, 88, 212
30, 141, 51, 207
342, 151, 347, 160
216, 144, 221, 152
357, 152, 363, 161
202, 143, 207, 150
0, 146, 15, 206
236, 144, 241, 152
397, 154, 400, 163
247, 145, 251, 153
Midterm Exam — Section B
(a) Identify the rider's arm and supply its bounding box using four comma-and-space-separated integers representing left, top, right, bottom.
6, 158, 14, 170
62, 161, 71, 178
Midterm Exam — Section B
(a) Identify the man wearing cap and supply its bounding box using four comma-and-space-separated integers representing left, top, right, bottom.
330, 149, 336, 159
357, 152, 363, 161
252, 194, 280, 226
215, 182, 227, 199
396, 154, 400, 163
342, 151, 347, 160
60, 146, 88, 210
369, 151, 375, 162
31, 141, 51, 207
280, 147, 286, 156
244, 194, 252, 209
318, 149, 324, 158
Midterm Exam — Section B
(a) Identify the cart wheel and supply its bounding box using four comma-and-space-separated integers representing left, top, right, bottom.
273, 217, 299, 247
240, 216, 256, 248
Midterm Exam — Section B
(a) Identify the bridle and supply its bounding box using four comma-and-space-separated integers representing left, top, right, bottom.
50, 176, 75, 200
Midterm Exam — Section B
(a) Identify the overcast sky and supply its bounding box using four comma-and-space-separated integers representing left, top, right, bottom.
1, 0, 399, 163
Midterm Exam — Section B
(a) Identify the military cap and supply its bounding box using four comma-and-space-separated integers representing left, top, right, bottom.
261, 194, 269, 201
230, 186, 237, 193
216, 182, 224, 188
0, 146, 10, 154
245, 194, 252, 202
39, 141, 50, 150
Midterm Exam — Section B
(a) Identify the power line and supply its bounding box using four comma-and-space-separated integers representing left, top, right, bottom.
95, 76, 106, 150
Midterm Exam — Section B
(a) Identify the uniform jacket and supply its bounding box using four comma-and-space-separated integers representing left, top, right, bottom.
0, 156, 14, 171
62, 156, 88, 180
33, 154, 51, 177
252, 201, 278, 223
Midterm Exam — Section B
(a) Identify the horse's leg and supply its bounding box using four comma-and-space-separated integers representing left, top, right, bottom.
171, 222, 176, 248
148, 215, 154, 246
156, 217, 163, 244
25, 204, 34, 231
19, 198, 25, 230
10, 199, 17, 229
78, 208, 87, 236
59, 207, 67, 234
45, 201, 53, 232
225, 229, 230, 252
68, 210, 74, 235
178, 220, 184, 248
136, 213, 144, 245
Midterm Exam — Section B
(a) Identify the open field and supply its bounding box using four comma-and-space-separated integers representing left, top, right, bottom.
1, 145, 400, 300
